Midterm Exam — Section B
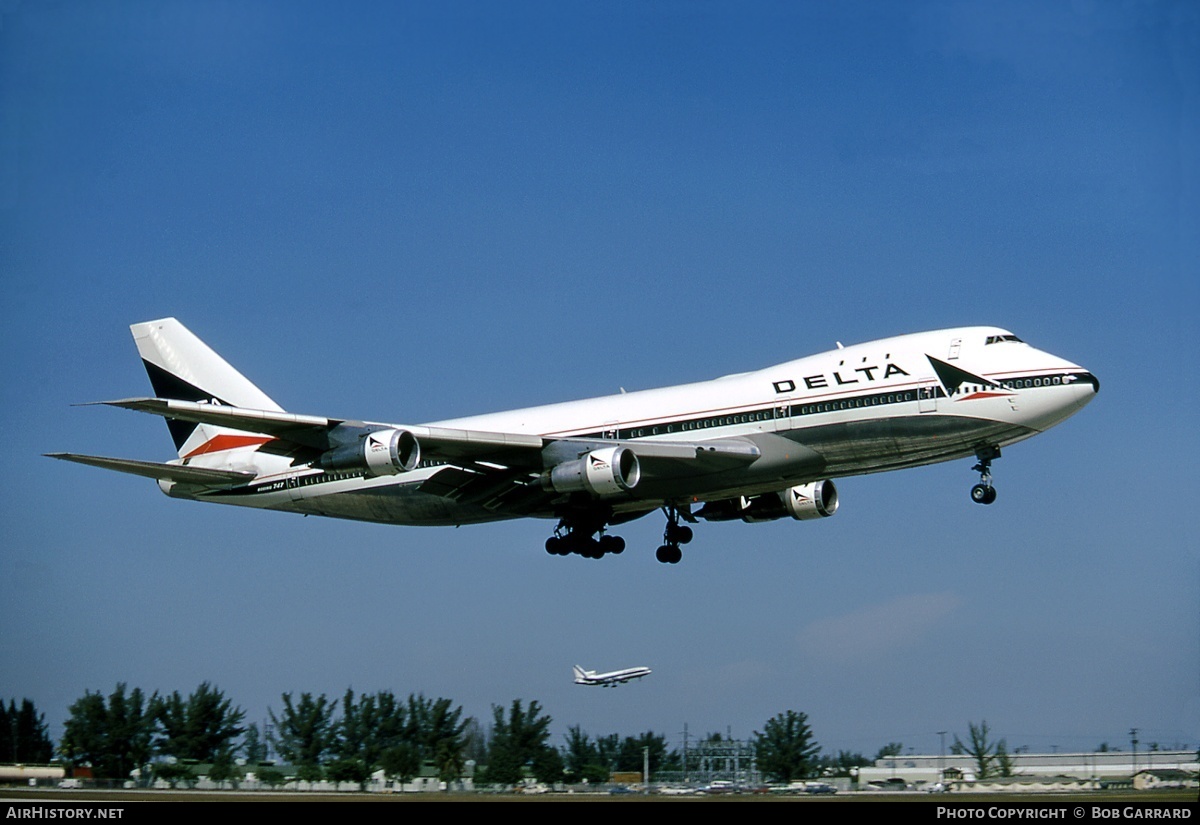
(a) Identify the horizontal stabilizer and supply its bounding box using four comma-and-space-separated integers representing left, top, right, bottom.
44, 453, 255, 488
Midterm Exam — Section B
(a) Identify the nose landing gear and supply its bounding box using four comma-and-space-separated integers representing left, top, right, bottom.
970, 483, 997, 505
970, 445, 1000, 505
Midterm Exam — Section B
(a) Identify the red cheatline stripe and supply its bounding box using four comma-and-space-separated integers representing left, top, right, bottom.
960, 392, 1012, 401
183, 435, 273, 458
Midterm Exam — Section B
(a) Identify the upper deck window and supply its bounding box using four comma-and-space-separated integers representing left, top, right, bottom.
986, 334, 1024, 345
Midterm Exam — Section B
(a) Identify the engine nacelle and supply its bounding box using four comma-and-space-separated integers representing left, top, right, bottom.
545, 446, 641, 498
317, 428, 421, 477
698, 480, 839, 523
772, 480, 839, 520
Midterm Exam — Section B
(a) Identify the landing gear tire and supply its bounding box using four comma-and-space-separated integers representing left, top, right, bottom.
665, 524, 693, 545
970, 446, 1001, 506
657, 504, 693, 563
580, 538, 604, 559
971, 483, 996, 505
599, 534, 625, 555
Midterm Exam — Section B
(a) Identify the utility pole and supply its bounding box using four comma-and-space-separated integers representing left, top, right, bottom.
938, 731, 947, 782
681, 723, 689, 783
263, 719, 275, 763
1130, 728, 1139, 777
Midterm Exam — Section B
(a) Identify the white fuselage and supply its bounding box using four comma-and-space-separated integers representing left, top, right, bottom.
185, 326, 1097, 526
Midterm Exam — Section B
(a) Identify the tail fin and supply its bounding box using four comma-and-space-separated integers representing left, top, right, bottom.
131, 318, 282, 458
573, 665, 587, 682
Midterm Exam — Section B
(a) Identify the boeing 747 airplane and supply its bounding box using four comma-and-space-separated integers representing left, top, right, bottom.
574, 665, 652, 687
49, 319, 1098, 563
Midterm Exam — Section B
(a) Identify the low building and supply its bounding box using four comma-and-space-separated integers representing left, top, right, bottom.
857, 750, 1198, 788
1134, 769, 1196, 790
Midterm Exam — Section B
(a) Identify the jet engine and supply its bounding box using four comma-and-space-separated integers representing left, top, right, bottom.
697, 480, 839, 523
317, 428, 421, 477
544, 446, 641, 498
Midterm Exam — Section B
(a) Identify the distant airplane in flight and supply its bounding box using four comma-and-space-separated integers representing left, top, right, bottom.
573, 665, 652, 687
49, 318, 1097, 564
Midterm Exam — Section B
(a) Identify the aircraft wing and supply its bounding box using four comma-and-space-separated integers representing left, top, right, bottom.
95, 398, 351, 450
407, 433, 762, 520
98, 397, 762, 469
92, 398, 766, 508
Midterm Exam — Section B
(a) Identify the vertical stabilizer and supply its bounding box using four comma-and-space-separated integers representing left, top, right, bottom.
131, 318, 282, 458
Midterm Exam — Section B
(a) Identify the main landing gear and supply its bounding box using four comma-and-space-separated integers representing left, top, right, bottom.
544, 514, 626, 559
544, 504, 698, 563
970, 445, 1000, 505
655, 505, 694, 564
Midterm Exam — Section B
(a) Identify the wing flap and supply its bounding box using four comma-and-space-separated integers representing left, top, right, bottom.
418, 466, 549, 513
412, 426, 546, 469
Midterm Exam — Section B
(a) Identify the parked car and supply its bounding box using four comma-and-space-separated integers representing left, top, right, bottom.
805, 782, 837, 795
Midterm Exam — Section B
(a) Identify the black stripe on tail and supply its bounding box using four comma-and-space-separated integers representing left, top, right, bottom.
141, 359, 233, 451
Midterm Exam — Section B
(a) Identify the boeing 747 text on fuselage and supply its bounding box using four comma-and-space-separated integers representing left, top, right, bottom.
49, 319, 1098, 563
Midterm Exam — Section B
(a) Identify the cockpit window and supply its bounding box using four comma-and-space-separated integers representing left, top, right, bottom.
986, 334, 1024, 345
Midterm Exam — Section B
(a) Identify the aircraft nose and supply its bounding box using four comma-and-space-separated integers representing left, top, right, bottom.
1084, 372, 1100, 394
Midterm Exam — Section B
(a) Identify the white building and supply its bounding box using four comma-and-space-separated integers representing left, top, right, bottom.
857, 750, 1197, 788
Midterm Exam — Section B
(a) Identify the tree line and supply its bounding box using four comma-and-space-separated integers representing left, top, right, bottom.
13, 685, 1013, 785
0, 699, 54, 764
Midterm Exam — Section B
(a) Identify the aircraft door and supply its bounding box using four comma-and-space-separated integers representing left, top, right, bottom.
772, 400, 793, 433
286, 474, 304, 503
918, 381, 938, 413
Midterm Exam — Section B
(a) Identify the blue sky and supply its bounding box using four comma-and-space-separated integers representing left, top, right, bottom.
2, 0, 1197, 759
